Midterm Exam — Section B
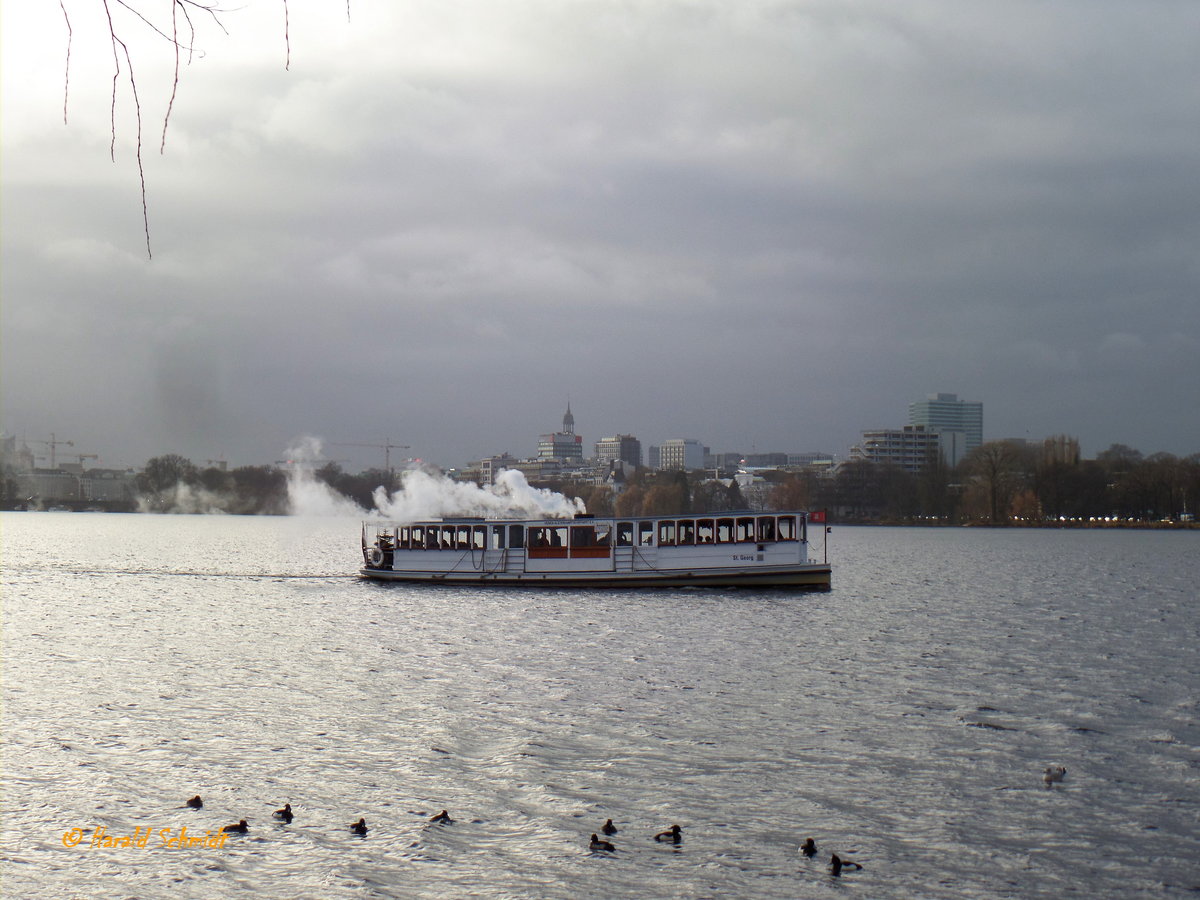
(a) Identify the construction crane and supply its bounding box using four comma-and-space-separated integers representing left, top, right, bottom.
29, 433, 74, 469
73, 454, 99, 468
331, 441, 411, 478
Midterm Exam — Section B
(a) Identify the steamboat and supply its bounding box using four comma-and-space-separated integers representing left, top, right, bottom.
360, 511, 830, 589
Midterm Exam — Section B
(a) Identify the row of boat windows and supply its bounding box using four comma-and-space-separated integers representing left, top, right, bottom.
375, 515, 800, 552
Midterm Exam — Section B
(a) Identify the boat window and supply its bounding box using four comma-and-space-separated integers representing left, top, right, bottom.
571, 525, 597, 548
777, 516, 796, 541
425, 528, 439, 550
616, 522, 634, 546
441, 525, 457, 549
473, 525, 486, 549
397, 526, 411, 549
506, 520, 525, 549
411, 525, 424, 547
491, 525, 505, 549
638, 521, 655, 546
736, 517, 756, 542
456, 525, 472, 547
594, 524, 611, 547
530, 526, 567, 548
716, 518, 734, 543
757, 517, 777, 542
696, 519, 715, 543
658, 520, 677, 546
677, 520, 695, 545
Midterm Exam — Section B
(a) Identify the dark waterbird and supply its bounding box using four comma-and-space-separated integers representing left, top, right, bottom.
654, 824, 682, 844
601, 819, 617, 835
350, 818, 368, 835
800, 837, 816, 857
273, 803, 293, 823
590, 833, 616, 853
430, 809, 453, 825
830, 853, 862, 876
185, 795, 203, 809
222, 820, 249, 834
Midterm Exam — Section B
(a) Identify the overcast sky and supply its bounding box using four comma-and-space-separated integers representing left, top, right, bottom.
3, 1, 1198, 473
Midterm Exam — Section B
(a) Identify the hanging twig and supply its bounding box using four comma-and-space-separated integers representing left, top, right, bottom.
62, 0, 315, 258
102, 0, 152, 257
60, 1, 73, 124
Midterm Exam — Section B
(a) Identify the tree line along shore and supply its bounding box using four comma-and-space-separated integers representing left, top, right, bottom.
4, 442, 1196, 527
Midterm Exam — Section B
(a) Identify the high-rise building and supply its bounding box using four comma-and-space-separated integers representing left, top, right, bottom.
908, 392, 983, 467
595, 434, 642, 467
537, 404, 584, 463
657, 439, 706, 471
851, 425, 940, 473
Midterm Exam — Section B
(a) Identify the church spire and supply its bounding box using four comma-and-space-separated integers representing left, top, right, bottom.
563, 402, 575, 435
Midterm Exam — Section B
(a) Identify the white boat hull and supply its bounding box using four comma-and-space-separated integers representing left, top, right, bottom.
358, 563, 831, 589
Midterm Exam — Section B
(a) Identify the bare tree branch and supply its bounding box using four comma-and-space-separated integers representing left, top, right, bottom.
102, 0, 152, 256
60, 1, 72, 125
61, 0, 321, 257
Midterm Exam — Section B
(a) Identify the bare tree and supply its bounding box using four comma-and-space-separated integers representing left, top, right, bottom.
964, 441, 1031, 525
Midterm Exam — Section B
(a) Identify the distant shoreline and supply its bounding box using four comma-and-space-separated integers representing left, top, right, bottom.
840, 520, 1198, 530
3, 504, 1195, 530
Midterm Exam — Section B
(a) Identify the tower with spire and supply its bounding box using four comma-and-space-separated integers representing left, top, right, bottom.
538, 403, 583, 464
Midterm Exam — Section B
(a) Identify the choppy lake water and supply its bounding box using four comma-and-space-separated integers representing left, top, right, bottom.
2, 512, 1198, 899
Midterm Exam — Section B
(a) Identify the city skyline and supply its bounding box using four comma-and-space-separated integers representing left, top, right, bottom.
4, 3, 1198, 471
3, 391, 1192, 477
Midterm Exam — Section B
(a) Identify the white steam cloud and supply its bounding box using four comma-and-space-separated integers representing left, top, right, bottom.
284, 436, 369, 517
371, 467, 586, 522
283, 436, 586, 520
135, 483, 228, 515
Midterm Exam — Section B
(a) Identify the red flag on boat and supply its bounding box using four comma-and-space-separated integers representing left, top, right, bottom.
808, 509, 827, 524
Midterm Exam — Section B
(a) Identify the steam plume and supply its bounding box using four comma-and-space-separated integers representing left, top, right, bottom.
283, 436, 586, 520
373, 468, 585, 521
284, 436, 368, 517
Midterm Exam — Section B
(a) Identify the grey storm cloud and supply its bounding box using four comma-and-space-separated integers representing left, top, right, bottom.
3, 1, 1198, 471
